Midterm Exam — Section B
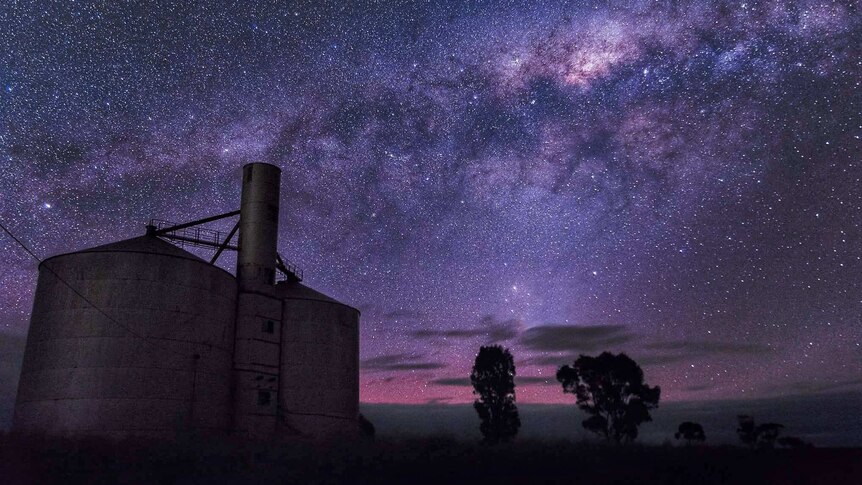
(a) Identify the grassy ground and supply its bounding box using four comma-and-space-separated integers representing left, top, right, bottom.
2, 432, 860, 485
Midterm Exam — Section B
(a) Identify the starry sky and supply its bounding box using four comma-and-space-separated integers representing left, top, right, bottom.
1, 0, 861, 412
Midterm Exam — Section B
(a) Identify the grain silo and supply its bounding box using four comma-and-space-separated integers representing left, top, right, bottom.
13, 163, 360, 441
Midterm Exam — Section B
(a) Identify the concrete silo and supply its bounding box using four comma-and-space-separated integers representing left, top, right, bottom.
13, 236, 236, 437
231, 162, 284, 439
277, 282, 360, 438
12, 162, 360, 441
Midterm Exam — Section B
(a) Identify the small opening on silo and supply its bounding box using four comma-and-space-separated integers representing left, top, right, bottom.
262, 320, 275, 333
257, 390, 271, 406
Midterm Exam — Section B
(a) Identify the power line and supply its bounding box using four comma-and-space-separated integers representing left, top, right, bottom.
0, 220, 42, 263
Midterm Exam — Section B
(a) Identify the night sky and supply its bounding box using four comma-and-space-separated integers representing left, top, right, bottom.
1, 0, 861, 413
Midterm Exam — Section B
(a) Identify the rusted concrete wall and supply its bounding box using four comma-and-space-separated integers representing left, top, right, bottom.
13, 236, 236, 438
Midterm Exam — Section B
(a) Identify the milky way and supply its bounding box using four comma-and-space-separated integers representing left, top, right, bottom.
1, 0, 861, 406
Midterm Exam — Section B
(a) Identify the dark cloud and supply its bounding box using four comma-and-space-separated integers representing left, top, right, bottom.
683, 383, 716, 392
643, 341, 773, 354
353, 304, 426, 321
764, 377, 862, 396
367, 376, 398, 385
632, 340, 775, 369
516, 376, 556, 385
413, 315, 519, 343
430, 377, 470, 387
524, 352, 583, 367
635, 354, 693, 366
521, 336, 773, 370
519, 324, 633, 353
361, 352, 446, 372
429, 375, 554, 387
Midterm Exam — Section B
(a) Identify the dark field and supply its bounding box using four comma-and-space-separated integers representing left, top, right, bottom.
1, 433, 860, 485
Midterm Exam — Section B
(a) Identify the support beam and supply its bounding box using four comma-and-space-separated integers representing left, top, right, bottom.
154, 210, 240, 236
210, 221, 241, 265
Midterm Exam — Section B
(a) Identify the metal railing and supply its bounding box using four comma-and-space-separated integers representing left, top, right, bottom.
276, 254, 304, 282
147, 218, 304, 281
149, 219, 237, 251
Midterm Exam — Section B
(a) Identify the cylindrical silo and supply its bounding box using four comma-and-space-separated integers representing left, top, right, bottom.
13, 234, 237, 438
276, 281, 360, 440
231, 162, 284, 439
237, 162, 281, 288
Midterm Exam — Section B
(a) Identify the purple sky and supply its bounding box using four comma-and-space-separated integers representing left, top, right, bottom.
1, 0, 860, 412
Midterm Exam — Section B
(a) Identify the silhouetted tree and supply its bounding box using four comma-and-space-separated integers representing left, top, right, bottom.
737, 415, 758, 448
755, 423, 784, 449
674, 421, 706, 445
471, 345, 521, 443
556, 352, 661, 443
737, 415, 786, 449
